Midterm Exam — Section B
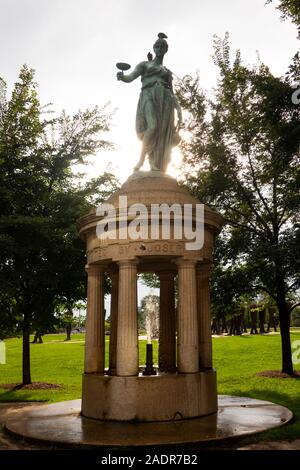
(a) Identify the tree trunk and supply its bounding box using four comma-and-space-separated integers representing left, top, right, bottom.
211, 318, 220, 335
238, 314, 243, 334
22, 311, 31, 385
229, 318, 234, 335
259, 310, 266, 334
32, 332, 38, 344
267, 308, 276, 332
221, 315, 228, 333
276, 277, 293, 375
66, 324, 71, 341
273, 316, 278, 332
234, 315, 242, 335
250, 311, 258, 334
32, 332, 43, 343
268, 308, 278, 332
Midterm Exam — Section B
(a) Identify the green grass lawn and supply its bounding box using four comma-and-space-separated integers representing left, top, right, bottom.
0, 331, 300, 443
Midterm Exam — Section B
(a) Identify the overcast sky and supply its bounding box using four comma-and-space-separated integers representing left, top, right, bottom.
1, 0, 298, 305
0, 0, 298, 182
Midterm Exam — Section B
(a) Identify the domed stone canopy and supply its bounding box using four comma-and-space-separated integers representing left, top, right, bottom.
77, 172, 224, 270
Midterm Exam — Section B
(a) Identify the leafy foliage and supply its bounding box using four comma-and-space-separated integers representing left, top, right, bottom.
267, 0, 300, 38
0, 66, 118, 381
176, 35, 300, 373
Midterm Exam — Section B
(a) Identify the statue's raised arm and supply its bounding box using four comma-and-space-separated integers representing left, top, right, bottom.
117, 62, 145, 83
116, 33, 182, 173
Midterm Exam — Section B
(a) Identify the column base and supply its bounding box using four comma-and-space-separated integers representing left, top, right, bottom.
82, 370, 217, 422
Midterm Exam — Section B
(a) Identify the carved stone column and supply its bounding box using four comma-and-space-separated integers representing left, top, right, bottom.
196, 263, 213, 369
158, 272, 176, 372
116, 259, 138, 376
84, 264, 105, 374
176, 259, 199, 373
108, 270, 118, 375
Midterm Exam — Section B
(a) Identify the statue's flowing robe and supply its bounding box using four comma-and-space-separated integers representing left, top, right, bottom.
136, 64, 178, 172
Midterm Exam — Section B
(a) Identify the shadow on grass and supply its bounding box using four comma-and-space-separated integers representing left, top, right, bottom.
238, 334, 277, 339
0, 390, 48, 402
222, 334, 277, 339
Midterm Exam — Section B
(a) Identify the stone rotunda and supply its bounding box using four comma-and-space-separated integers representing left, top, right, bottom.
3, 174, 293, 448
4, 177, 293, 450
78, 172, 224, 422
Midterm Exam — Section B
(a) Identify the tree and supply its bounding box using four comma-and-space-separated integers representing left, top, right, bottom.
176, 36, 300, 374
59, 309, 75, 341
139, 273, 159, 289
57, 301, 87, 340
0, 65, 118, 384
267, 0, 300, 38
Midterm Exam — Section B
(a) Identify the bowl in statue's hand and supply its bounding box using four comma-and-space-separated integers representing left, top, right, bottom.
116, 62, 131, 71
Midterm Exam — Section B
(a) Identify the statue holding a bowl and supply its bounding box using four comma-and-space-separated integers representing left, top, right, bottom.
116, 33, 182, 173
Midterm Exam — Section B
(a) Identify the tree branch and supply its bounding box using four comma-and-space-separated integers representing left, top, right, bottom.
286, 279, 300, 294
224, 202, 270, 241
288, 302, 300, 314
250, 284, 276, 300
246, 149, 274, 224
234, 177, 274, 239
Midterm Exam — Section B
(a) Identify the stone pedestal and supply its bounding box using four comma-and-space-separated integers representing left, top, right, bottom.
82, 370, 217, 421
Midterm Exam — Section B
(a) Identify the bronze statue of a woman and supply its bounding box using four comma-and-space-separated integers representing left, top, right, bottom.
117, 33, 182, 173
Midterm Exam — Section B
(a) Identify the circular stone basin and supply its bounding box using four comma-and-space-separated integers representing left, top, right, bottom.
4, 395, 293, 448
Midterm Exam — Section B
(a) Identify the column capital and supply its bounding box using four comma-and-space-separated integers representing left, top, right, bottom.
117, 259, 138, 269
85, 264, 106, 275
176, 258, 197, 269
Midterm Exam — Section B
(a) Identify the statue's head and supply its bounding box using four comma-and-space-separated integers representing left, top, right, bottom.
153, 32, 168, 58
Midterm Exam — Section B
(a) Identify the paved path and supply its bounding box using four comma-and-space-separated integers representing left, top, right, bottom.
238, 440, 300, 450
0, 403, 47, 449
